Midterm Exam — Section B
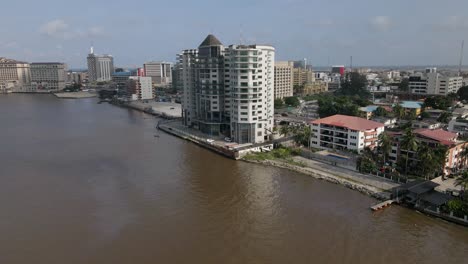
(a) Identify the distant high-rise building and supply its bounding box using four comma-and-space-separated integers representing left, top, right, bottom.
0, 57, 31, 92
331, 65, 345, 76
127, 76, 153, 101
87, 47, 114, 83
143, 62, 172, 87
172, 58, 183, 91
274, 61, 294, 99
30, 62, 67, 92
409, 68, 463, 95
67, 71, 87, 84
180, 34, 275, 144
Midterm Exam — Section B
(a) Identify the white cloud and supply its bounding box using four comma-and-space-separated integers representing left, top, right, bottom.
39, 19, 69, 38
39, 19, 107, 39
370, 16, 392, 31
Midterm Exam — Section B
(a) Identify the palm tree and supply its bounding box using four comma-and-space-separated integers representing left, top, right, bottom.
378, 132, 392, 165
400, 128, 419, 175
417, 144, 435, 179
293, 126, 314, 147
279, 125, 290, 136
459, 145, 468, 171
393, 104, 405, 119
455, 171, 468, 199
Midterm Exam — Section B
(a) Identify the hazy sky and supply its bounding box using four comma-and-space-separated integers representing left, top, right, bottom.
1, 0, 468, 68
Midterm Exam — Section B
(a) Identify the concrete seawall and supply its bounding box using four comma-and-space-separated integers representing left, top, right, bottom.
243, 159, 393, 201
158, 122, 237, 159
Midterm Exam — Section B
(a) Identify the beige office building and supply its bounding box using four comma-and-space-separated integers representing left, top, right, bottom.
30, 63, 67, 92
274, 61, 293, 99
293, 67, 315, 87
0, 57, 31, 92
300, 81, 328, 96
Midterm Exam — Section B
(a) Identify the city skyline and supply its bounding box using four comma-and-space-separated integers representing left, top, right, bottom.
1, 0, 468, 67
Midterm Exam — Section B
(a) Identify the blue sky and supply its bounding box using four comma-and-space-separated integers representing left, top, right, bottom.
1, 0, 468, 68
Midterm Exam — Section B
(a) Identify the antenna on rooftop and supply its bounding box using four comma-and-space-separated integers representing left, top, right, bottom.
350, 55, 353, 72
90, 41, 94, 54
239, 24, 244, 45
459, 40, 464, 77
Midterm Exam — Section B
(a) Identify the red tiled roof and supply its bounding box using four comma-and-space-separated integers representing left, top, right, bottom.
310, 114, 384, 131
414, 129, 457, 146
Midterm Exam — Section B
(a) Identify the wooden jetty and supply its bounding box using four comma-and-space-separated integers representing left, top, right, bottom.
371, 200, 397, 211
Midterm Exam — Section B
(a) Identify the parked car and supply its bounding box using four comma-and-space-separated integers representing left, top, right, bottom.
206, 139, 214, 143
224, 137, 232, 142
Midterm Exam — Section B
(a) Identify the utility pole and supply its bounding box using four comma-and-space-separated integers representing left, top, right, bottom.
459, 40, 465, 77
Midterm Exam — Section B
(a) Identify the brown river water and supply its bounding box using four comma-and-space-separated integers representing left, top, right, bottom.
1, 94, 467, 264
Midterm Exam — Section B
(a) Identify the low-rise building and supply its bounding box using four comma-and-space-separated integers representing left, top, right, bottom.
127, 76, 153, 101
448, 118, 468, 137
411, 120, 443, 130
371, 117, 397, 128
399, 101, 423, 116
388, 129, 468, 175
310, 114, 385, 153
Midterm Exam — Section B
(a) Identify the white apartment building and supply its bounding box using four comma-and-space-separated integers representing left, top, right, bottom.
410, 68, 463, 95
30, 63, 67, 92
87, 47, 114, 83
0, 57, 31, 92
274, 61, 293, 99
180, 34, 275, 144
127, 76, 153, 101
310, 114, 385, 153
143, 62, 172, 87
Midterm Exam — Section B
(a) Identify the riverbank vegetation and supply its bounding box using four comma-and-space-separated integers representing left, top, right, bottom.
243, 146, 305, 167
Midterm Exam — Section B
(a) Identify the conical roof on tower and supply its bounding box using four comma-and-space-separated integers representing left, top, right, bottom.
199, 34, 223, 47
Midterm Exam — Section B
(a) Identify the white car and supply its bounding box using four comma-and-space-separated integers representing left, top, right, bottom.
224, 137, 232, 142
206, 139, 215, 143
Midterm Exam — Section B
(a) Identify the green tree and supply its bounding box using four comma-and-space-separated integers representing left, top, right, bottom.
420, 111, 431, 119
424, 96, 452, 110
336, 72, 371, 99
274, 98, 284, 109
284, 96, 300, 107
399, 78, 409, 92
279, 125, 291, 136
400, 128, 419, 175
374, 106, 388, 117
455, 171, 468, 193
378, 132, 392, 165
437, 111, 452, 123
417, 144, 436, 179
457, 86, 468, 101
393, 104, 405, 119
357, 147, 377, 173
459, 146, 468, 171
405, 109, 417, 121
293, 126, 313, 147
